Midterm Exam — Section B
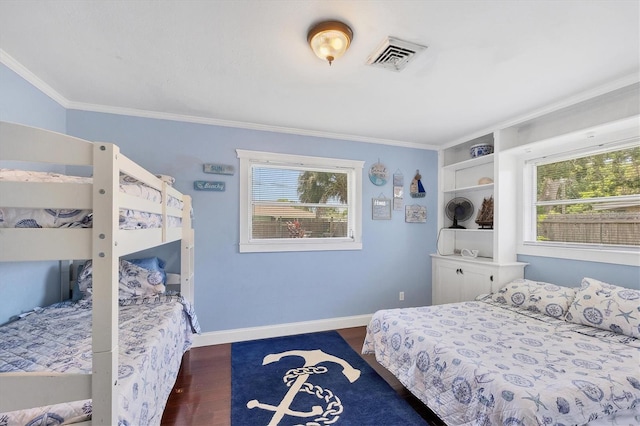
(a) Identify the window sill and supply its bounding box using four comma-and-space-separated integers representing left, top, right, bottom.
518, 242, 640, 266
240, 240, 363, 253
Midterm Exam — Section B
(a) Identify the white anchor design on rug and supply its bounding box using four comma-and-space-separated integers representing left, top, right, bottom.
246, 349, 362, 425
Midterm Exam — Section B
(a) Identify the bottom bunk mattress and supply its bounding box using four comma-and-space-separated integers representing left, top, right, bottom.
363, 297, 640, 426
0, 295, 200, 426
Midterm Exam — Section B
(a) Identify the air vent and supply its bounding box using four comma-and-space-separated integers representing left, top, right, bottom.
366, 36, 427, 72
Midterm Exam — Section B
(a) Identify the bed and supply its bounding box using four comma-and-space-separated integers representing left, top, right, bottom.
0, 169, 183, 230
0, 121, 197, 425
363, 278, 640, 426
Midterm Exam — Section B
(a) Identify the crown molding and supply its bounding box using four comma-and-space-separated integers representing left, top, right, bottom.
0, 49, 70, 108
1, 48, 433, 150
66, 101, 435, 150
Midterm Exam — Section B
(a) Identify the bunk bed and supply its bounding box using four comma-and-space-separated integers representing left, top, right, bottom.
0, 121, 197, 425
363, 278, 640, 426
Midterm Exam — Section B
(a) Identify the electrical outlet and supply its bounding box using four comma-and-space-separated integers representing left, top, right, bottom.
399, 291, 405, 301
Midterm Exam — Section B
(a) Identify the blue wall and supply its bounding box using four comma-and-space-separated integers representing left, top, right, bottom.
519, 255, 639, 289
0, 64, 66, 131
2, 62, 637, 332
0, 64, 68, 324
66, 111, 438, 332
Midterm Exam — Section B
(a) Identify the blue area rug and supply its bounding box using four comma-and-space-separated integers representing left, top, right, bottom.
231, 330, 426, 425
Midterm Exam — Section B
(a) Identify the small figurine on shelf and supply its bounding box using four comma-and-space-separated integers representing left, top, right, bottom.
475, 196, 494, 229
410, 170, 426, 198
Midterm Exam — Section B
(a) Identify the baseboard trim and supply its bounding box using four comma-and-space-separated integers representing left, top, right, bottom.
192, 314, 373, 347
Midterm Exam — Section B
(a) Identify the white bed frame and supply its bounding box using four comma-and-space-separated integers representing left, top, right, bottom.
0, 121, 195, 425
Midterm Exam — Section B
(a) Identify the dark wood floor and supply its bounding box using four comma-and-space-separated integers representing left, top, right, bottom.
160, 326, 445, 426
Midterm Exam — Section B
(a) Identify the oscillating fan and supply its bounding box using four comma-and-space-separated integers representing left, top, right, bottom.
445, 197, 474, 229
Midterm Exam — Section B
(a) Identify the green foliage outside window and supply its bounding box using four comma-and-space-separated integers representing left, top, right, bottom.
535, 146, 640, 246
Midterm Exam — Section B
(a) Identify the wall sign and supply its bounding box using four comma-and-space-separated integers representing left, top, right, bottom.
369, 160, 389, 186
410, 169, 426, 198
203, 163, 235, 175
405, 204, 427, 223
393, 170, 404, 211
194, 180, 225, 191
372, 195, 392, 220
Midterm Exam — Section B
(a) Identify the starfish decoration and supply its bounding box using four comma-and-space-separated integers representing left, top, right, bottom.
615, 309, 637, 324
559, 290, 573, 300
522, 392, 548, 412
597, 373, 622, 386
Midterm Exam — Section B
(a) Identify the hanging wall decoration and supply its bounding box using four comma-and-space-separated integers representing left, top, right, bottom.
203, 163, 235, 175
410, 170, 426, 198
369, 159, 389, 186
372, 194, 392, 220
405, 204, 427, 223
194, 180, 225, 191
393, 169, 404, 211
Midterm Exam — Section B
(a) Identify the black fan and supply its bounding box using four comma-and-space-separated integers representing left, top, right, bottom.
445, 197, 474, 229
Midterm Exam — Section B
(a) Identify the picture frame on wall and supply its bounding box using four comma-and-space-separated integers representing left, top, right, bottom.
405, 204, 426, 223
372, 196, 392, 220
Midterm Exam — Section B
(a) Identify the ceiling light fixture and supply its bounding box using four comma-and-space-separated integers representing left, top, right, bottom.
307, 20, 353, 66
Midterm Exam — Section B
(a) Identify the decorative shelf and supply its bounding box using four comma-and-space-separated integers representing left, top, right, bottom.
443, 183, 494, 194
443, 153, 494, 170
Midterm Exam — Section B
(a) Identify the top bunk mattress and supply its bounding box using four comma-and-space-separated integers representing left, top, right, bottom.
0, 169, 182, 229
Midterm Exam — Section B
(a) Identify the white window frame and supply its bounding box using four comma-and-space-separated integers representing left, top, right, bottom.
237, 149, 363, 253
516, 117, 640, 267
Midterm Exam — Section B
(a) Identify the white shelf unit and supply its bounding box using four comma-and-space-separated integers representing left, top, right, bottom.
439, 134, 496, 258
434, 132, 527, 304
431, 80, 640, 304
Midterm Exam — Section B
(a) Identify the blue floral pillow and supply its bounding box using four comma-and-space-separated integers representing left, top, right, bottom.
77, 259, 166, 300
565, 277, 640, 338
491, 278, 576, 318
126, 256, 167, 285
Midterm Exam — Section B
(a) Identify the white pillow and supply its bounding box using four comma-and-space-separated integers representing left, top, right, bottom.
565, 277, 640, 338
491, 278, 576, 318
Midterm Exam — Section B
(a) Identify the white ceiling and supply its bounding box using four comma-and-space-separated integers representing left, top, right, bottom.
0, 1, 638, 148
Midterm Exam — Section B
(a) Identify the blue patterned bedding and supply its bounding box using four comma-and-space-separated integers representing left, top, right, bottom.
363, 297, 640, 426
0, 169, 182, 229
0, 295, 200, 426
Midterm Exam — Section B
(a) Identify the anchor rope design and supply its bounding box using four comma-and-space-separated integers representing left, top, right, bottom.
246, 349, 360, 426
283, 366, 327, 383
284, 366, 344, 426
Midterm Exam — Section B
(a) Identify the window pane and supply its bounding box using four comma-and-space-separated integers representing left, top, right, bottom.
251, 166, 349, 240
535, 146, 640, 246
251, 205, 348, 239
536, 203, 640, 246
537, 147, 640, 202
238, 149, 363, 253
252, 167, 348, 205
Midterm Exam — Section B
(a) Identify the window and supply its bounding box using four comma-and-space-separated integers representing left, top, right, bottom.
520, 132, 639, 265
237, 149, 363, 253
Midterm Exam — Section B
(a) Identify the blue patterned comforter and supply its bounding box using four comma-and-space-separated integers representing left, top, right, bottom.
0, 295, 200, 426
363, 297, 640, 426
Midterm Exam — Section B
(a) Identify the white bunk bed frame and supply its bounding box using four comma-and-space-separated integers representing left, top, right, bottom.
0, 121, 195, 425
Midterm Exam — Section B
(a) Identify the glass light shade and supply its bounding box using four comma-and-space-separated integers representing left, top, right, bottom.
307, 21, 353, 65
